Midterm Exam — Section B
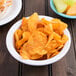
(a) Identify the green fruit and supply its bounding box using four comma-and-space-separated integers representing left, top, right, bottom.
64, 0, 76, 6
54, 0, 67, 13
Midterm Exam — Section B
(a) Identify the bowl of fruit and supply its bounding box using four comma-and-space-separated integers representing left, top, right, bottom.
50, 0, 76, 19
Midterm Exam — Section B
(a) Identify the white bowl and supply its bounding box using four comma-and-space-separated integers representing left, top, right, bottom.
6, 16, 71, 66
0, 0, 22, 26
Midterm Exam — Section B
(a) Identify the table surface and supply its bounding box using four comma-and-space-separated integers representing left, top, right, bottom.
0, 0, 76, 76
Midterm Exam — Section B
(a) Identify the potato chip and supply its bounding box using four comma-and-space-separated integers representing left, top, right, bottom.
62, 34, 68, 44
37, 21, 45, 28
50, 19, 67, 35
45, 40, 59, 51
30, 54, 42, 60
57, 45, 63, 51
50, 51, 59, 58
41, 18, 51, 25
23, 31, 47, 56
19, 46, 30, 59
53, 32, 63, 45
47, 49, 59, 58
14, 29, 23, 41
21, 17, 28, 31
37, 23, 53, 36
28, 13, 39, 32
16, 32, 30, 49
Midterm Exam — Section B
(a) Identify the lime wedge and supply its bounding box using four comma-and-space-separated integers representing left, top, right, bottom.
54, 0, 67, 13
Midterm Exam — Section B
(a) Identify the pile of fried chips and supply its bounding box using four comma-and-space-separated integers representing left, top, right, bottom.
14, 13, 68, 60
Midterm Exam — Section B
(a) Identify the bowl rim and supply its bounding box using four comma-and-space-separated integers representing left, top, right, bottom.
6, 15, 71, 66
50, 0, 76, 19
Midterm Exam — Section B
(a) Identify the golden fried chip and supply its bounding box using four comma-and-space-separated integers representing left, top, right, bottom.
50, 19, 67, 35
21, 17, 28, 31
23, 31, 47, 56
57, 45, 63, 51
47, 49, 59, 58
53, 32, 63, 45
16, 32, 30, 49
50, 51, 59, 58
19, 46, 30, 59
62, 34, 68, 44
30, 54, 42, 60
37, 21, 45, 28
28, 13, 39, 32
37, 23, 53, 36
45, 40, 59, 51
14, 29, 23, 41
41, 18, 51, 25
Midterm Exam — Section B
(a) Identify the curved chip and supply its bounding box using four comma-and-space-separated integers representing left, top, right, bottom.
47, 49, 59, 58
21, 17, 28, 31
62, 34, 68, 44
16, 32, 30, 49
28, 13, 39, 32
14, 29, 23, 41
19, 46, 30, 59
23, 31, 47, 56
50, 19, 68, 35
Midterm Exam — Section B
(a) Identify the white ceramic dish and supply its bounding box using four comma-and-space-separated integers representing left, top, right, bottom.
6, 16, 71, 66
0, 0, 22, 26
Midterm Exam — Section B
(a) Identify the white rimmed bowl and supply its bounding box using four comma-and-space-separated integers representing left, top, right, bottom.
6, 16, 71, 66
0, 0, 22, 26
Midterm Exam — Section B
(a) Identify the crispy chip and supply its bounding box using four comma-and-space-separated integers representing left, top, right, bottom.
37, 23, 53, 36
37, 21, 45, 28
14, 29, 23, 41
23, 31, 47, 56
45, 40, 59, 51
19, 46, 30, 59
57, 45, 63, 51
53, 32, 63, 45
50, 19, 67, 35
62, 34, 68, 44
16, 32, 30, 50
21, 17, 28, 31
41, 18, 51, 25
28, 13, 39, 32
30, 54, 42, 60
47, 49, 59, 58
